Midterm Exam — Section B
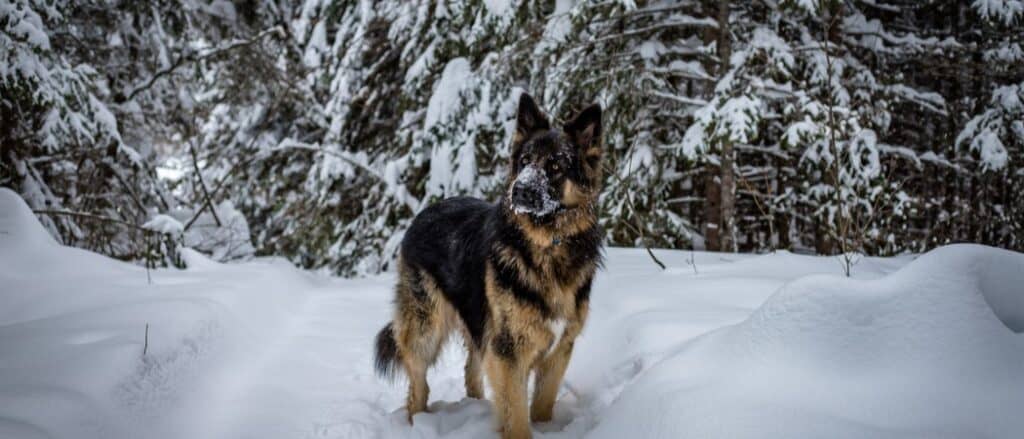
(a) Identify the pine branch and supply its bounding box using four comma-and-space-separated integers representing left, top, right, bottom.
119, 26, 284, 103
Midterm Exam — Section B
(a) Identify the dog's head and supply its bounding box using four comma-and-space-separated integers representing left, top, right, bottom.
505, 93, 603, 224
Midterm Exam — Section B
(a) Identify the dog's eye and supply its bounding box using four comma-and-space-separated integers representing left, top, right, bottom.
549, 163, 565, 179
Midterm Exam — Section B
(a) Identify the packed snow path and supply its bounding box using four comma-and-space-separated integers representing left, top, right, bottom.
2, 188, 1023, 438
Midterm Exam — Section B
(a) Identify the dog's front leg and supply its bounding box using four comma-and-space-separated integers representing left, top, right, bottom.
531, 337, 574, 423
485, 348, 532, 439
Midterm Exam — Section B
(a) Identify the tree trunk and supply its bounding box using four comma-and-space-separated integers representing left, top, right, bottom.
703, 170, 721, 251
717, 0, 737, 252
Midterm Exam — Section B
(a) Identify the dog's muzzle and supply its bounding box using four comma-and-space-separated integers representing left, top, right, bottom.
511, 184, 545, 212
510, 165, 561, 216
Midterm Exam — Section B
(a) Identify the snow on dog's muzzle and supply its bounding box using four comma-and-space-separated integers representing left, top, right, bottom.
510, 165, 560, 216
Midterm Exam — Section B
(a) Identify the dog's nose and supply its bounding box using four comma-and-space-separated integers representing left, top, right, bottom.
511, 184, 542, 209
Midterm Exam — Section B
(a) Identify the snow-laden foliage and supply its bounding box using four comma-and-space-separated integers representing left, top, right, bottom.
0, 0, 175, 264
973, 0, 1024, 25
184, 0, 534, 274
958, 83, 1022, 171
3, 0, 1022, 273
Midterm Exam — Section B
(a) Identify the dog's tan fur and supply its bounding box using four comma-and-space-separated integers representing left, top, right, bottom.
380, 97, 603, 439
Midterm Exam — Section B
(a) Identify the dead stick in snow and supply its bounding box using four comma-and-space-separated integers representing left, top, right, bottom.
188, 144, 222, 228
32, 209, 151, 233
603, 158, 667, 271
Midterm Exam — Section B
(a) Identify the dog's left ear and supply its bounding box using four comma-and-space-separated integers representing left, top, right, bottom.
565, 103, 602, 157
516, 93, 550, 139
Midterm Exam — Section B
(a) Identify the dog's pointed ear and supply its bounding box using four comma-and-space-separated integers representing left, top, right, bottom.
516, 93, 550, 138
566, 103, 602, 155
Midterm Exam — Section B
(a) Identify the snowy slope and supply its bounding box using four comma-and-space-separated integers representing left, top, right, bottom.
1, 187, 1022, 438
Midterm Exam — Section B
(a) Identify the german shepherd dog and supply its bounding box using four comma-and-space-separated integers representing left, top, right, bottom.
373, 93, 604, 439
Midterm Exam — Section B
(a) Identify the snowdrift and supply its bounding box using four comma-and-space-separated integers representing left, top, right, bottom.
2, 186, 1022, 438
590, 244, 1024, 439
0, 188, 317, 439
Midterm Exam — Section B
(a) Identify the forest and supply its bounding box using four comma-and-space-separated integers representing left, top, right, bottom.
3, 2, 1024, 438
3, 0, 1022, 275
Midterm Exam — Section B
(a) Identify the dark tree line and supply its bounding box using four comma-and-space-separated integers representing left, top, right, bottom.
2, 0, 1021, 275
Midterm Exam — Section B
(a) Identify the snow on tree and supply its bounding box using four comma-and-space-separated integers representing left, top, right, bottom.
3, 0, 1021, 274
1, 0, 176, 265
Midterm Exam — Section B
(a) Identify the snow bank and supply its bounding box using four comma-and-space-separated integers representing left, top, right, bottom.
590, 244, 1024, 439
0, 187, 56, 248
0, 189, 316, 439
3, 186, 1022, 439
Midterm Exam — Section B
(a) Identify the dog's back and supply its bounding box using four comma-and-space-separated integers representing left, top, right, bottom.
373, 196, 495, 416
400, 196, 495, 345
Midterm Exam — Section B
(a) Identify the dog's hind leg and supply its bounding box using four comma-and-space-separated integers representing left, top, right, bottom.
393, 267, 449, 423
399, 345, 430, 422
464, 343, 484, 399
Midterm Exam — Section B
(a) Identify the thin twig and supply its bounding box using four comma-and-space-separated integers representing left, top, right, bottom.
188, 144, 222, 228
604, 156, 667, 270
32, 209, 153, 233
121, 26, 283, 102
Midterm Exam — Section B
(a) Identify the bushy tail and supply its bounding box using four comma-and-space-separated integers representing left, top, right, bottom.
374, 322, 401, 380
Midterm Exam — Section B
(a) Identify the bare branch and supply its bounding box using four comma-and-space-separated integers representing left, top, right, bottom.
120, 26, 284, 102
33, 209, 154, 233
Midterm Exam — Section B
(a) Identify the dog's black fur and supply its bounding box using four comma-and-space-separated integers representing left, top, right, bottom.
399, 195, 497, 346
394, 192, 603, 348
374, 93, 603, 439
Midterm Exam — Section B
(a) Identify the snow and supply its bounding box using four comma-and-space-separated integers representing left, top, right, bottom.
143, 214, 184, 236
510, 166, 561, 216
794, 0, 819, 15
2, 188, 1024, 438
404, 44, 436, 85
164, 201, 256, 262
992, 83, 1022, 112
973, 0, 1023, 25
590, 245, 1024, 438
426, 143, 455, 196
540, 0, 574, 49
985, 42, 1023, 62
303, 20, 327, 68
749, 27, 795, 75
482, 0, 515, 17
956, 82, 1020, 172
0, 0, 51, 50
681, 96, 762, 157
783, 118, 817, 148
972, 129, 1009, 171
0, 188, 57, 248
424, 57, 473, 130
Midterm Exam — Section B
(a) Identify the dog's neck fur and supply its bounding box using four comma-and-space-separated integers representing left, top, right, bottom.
497, 198, 601, 319
504, 200, 597, 251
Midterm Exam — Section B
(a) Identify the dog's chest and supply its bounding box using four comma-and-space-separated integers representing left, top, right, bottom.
537, 278, 585, 356
544, 318, 568, 355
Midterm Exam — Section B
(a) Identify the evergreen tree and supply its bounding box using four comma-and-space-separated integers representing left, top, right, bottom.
3, 0, 1020, 274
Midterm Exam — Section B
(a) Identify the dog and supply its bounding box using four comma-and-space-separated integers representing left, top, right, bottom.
374, 93, 604, 439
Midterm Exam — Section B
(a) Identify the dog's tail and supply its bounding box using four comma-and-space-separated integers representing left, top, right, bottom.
374, 322, 401, 380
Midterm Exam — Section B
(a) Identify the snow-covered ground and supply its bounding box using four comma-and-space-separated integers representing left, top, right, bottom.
1, 186, 1023, 439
